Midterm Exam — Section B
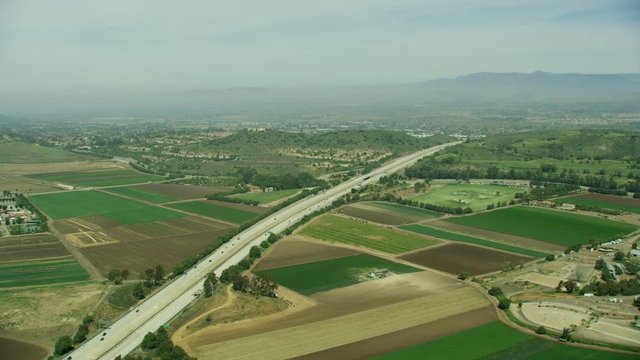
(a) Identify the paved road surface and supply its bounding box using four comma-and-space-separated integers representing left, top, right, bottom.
65, 142, 458, 360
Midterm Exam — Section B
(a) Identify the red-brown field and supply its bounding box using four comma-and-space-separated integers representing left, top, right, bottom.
0, 234, 71, 263
400, 243, 533, 275
253, 237, 359, 271
341, 205, 410, 225
135, 183, 234, 200
80, 229, 231, 275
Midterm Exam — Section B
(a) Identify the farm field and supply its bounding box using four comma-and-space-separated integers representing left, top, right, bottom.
300, 215, 441, 254
105, 186, 174, 203
29, 190, 184, 223
191, 286, 489, 360
80, 228, 231, 276
401, 224, 547, 258
134, 183, 233, 200
0, 141, 96, 164
558, 193, 640, 214
411, 183, 521, 211
233, 188, 300, 204
341, 201, 442, 225
253, 237, 358, 271
447, 206, 637, 246
27, 168, 164, 187
400, 243, 533, 276
255, 253, 420, 295
0, 234, 71, 263
167, 200, 264, 224
0, 258, 89, 288
376, 321, 635, 360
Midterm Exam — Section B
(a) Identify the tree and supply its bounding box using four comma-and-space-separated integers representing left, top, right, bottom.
108, 269, 123, 284
556, 280, 565, 292
457, 271, 470, 280
560, 327, 572, 341
536, 326, 547, 335
203, 279, 213, 298
249, 245, 262, 259
564, 280, 577, 293
232, 275, 250, 292
498, 297, 511, 310
54, 335, 74, 355
143, 268, 155, 287
133, 282, 145, 299
154, 265, 165, 286
141, 331, 159, 350
614, 251, 625, 261
121, 269, 130, 280
73, 324, 89, 344
488, 287, 503, 297
207, 272, 218, 289
545, 254, 555, 261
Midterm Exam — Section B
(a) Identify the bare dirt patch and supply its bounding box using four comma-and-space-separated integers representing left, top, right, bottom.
136, 183, 233, 200
0, 175, 59, 193
296, 305, 496, 360
400, 243, 533, 275
0, 234, 70, 263
253, 237, 359, 271
0, 160, 115, 176
80, 229, 230, 276
0, 336, 48, 360
427, 219, 564, 252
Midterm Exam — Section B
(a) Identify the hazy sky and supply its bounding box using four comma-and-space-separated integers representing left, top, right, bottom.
0, 0, 638, 112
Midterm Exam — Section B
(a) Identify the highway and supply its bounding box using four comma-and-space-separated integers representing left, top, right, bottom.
65, 141, 458, 360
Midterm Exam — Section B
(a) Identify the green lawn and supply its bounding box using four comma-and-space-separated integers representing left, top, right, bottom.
447, 206, 637, 247
29, 190, 184, 224
366, 201, 443, 218
300, 215, 441, 254
400, 224, 547, 258
559, 195, 640, 215
376, 321, 635, 360
233, 189, 300, 204
0, 142, 95, 164
255, 254, 419, 295
0, 258, 89, 288
411, 184, 521, 211
28, 169, 164, 187
167, 200, 259, 224
105, 186, 174, 203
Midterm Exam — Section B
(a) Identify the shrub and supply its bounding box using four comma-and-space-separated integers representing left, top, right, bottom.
536, 326, 547, 335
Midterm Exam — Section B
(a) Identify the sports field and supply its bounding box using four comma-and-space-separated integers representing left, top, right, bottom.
27, 168, 164, 187
0, 258, 89, 288
168, 200, 261, 224
447, 206, 637, 246
411, 184, 520, 211
559, 194, 640, 214
376, 321, 635, 360
300, 215, 441, 254
401, 224, 547, 258
105, 186, 174, 203
255, 254, 420, 295
233, 189, 300, 204
29, 190, 184, 224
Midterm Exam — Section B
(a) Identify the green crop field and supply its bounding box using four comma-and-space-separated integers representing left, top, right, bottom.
411, 184, 521, 211
30, 190, 184, 224
0, 258, 89, 288
233, 189, 300, 204
168, 200, 259, 224
447, 206, 637, 246
376, 321, 635, 360
0, 141, 96, 164
255, 254, 419, 295
559, 195, 640, 214
105, 186, 174, 203
401, 224, 547, 258
366, 201, 443, 218
27, 168, 164, 187
300, 215, 441, 254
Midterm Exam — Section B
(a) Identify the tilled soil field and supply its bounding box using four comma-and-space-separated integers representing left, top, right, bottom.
0, 234, 70, 263
135, 183, 234, 201
400, 243, 533, 275
253, 237, 359, 271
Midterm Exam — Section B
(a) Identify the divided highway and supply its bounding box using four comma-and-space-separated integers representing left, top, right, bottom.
66, 141, 458, 360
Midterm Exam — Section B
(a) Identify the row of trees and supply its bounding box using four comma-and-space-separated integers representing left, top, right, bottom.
136, 327, 194, 360
53, 315, 94, 356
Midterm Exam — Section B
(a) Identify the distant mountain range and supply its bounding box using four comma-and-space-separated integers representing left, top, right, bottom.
2, 72, 639, 114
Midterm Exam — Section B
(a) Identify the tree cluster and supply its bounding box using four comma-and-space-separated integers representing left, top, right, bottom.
107, 269, 130, 284
138, 327, 194, 360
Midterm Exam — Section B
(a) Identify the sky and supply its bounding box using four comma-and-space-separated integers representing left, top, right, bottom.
0, 0, 638, 113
